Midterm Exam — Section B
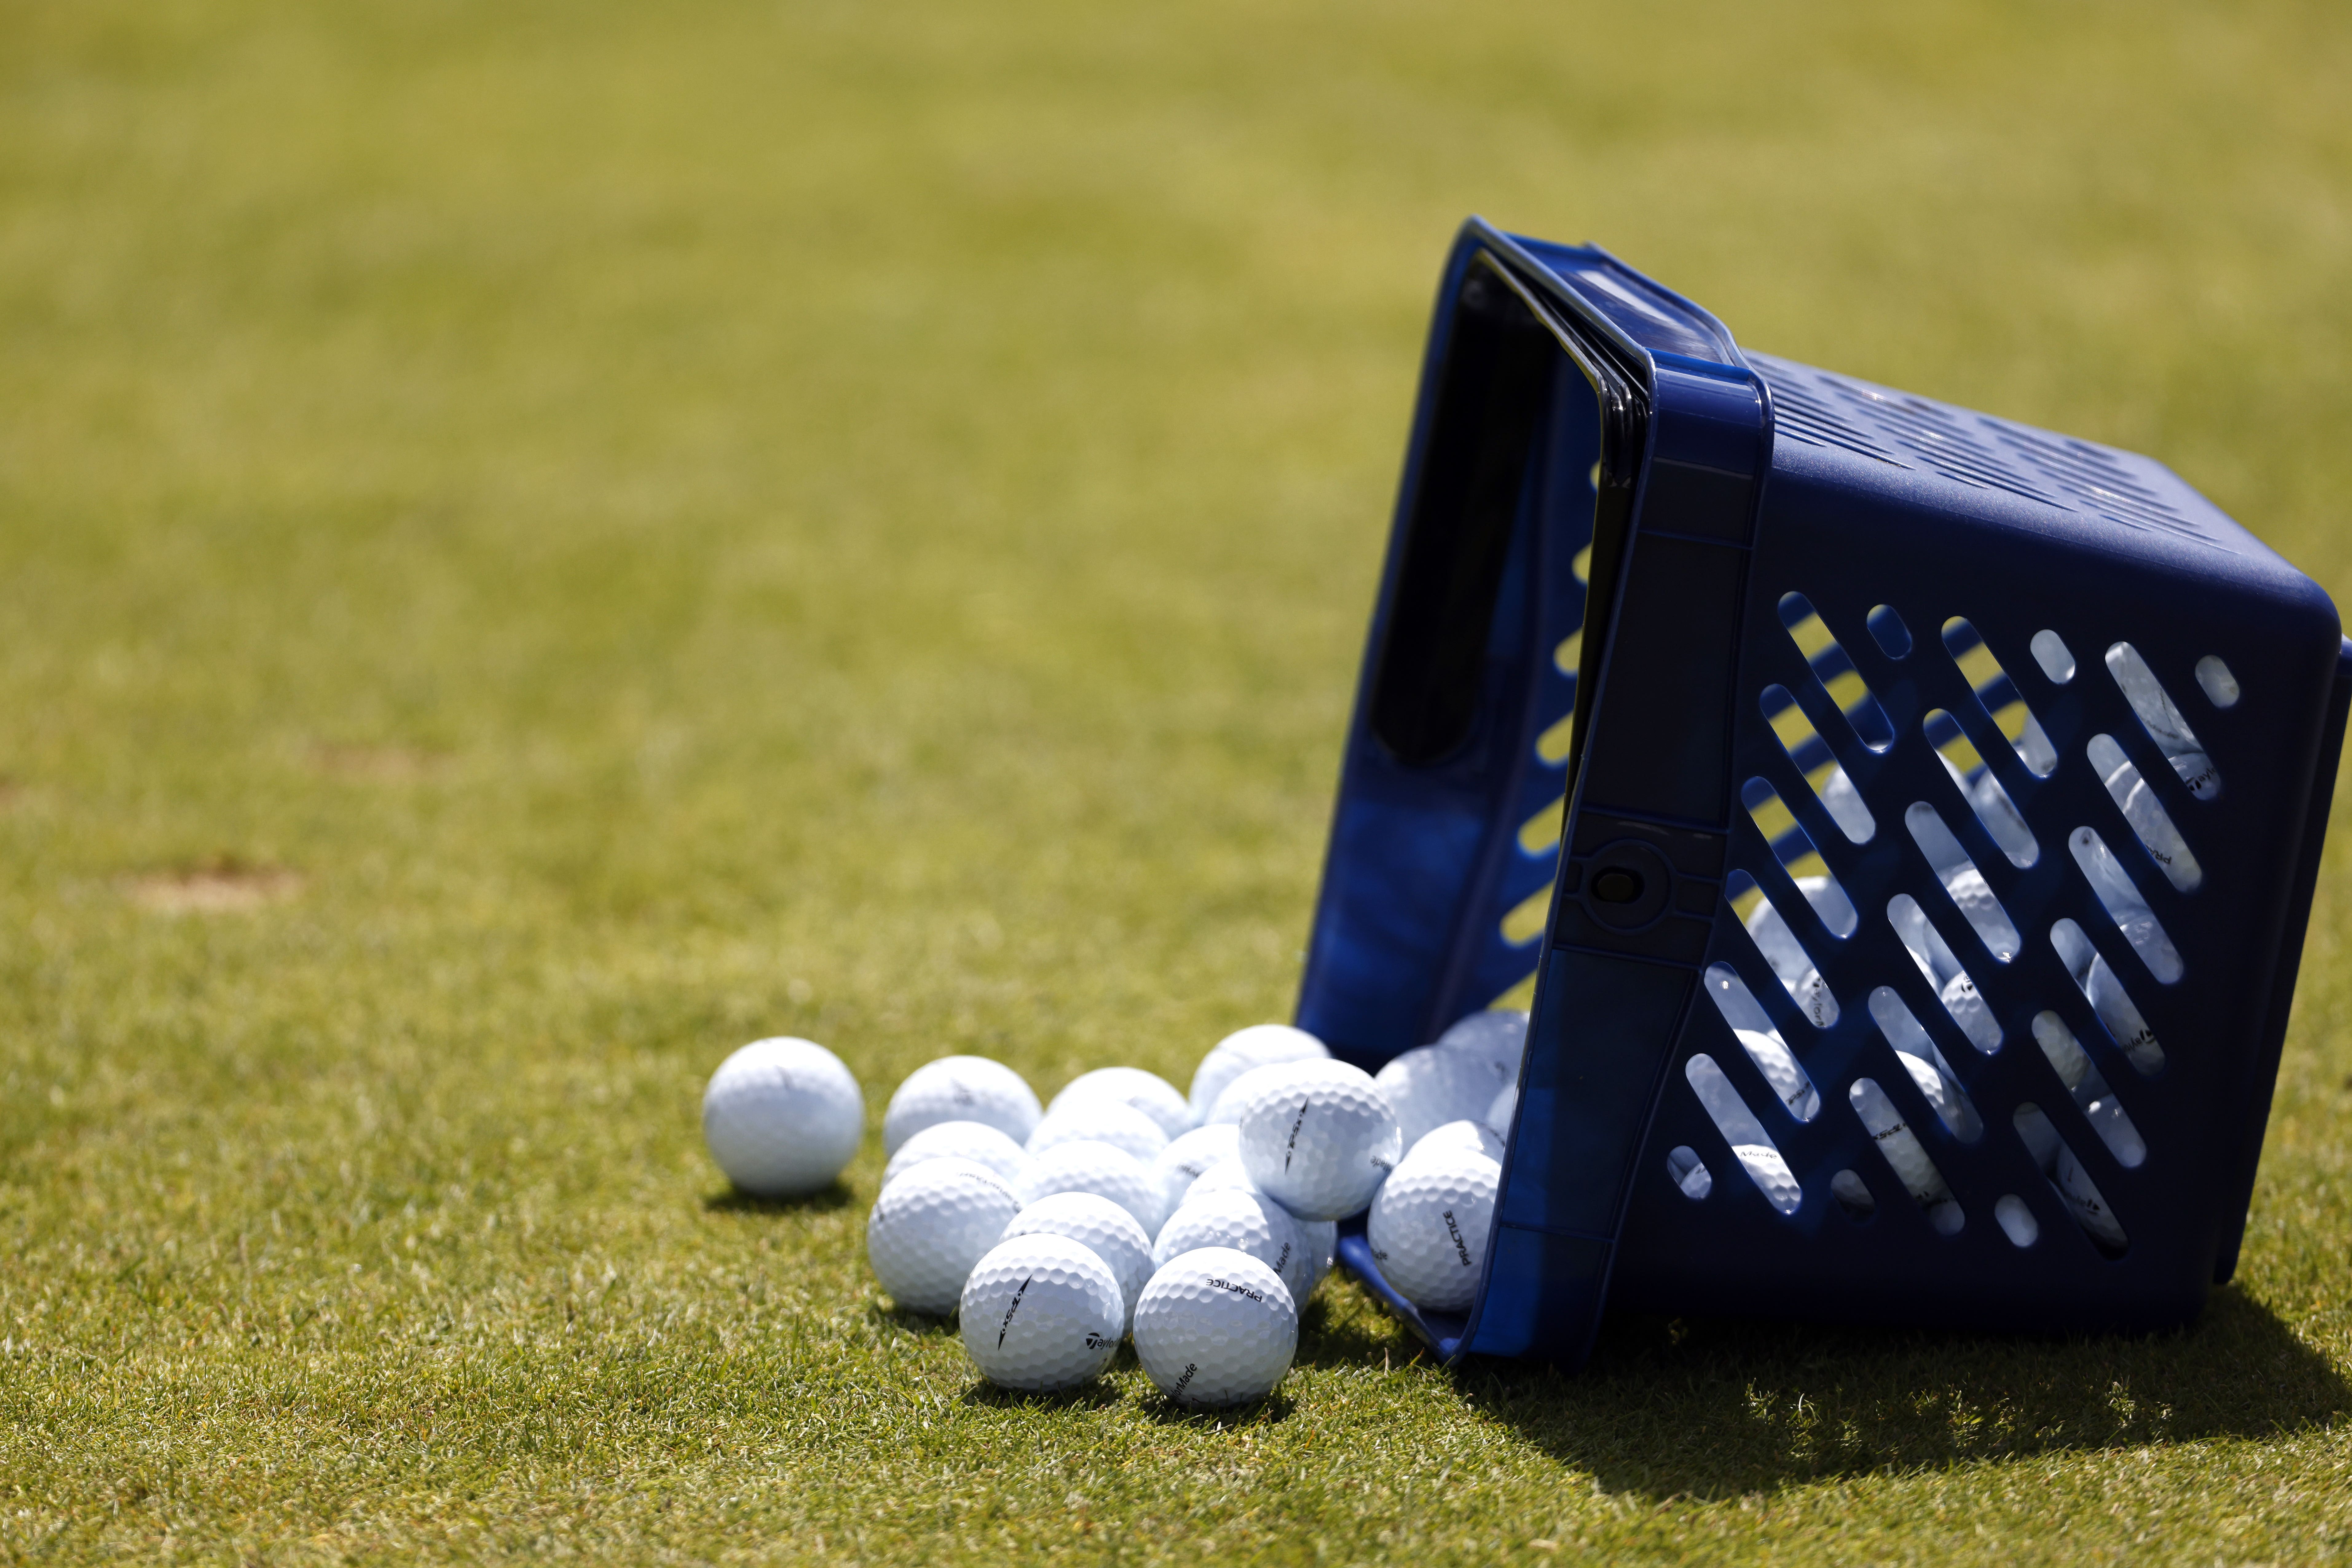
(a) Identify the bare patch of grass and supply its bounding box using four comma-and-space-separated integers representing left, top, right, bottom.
125, 857, 304, 913
309, 744, 448, 782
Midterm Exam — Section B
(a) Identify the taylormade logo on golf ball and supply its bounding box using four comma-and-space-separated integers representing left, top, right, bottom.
997, 1273, 1033, 1348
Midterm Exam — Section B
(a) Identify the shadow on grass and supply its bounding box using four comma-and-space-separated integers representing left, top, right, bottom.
1458, 1284, 2349, 1498
702, 1180, 856, 1215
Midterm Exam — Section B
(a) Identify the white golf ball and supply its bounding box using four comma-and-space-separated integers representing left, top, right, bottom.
958, 1234, 1123, 1392
1202, 1062, 1300, 1127
1434, 1009, 1529, 1086
881, 1120, 1037, 1190
1154, 1188, 1312, 1310
1486, 1081, 1518, 1136
1026, 1097, 1169, 1165
1132, 1247, 1298, 1408
1016, 1139, 1164, 1235
1233, 1060, 1403, 1221
1400, 1117, 1506, 1171
1186, 1024, 1329, 1125
1151, 1124, 1241, 1222
1176, 1161, 1334, 1281
1374, 1043, 1509, 1151
998, 1191, 1154, 1335
1367, 1146, 1499, 1311
1048, 1067, 1192, 1139
864, 1156, 1025, 1315
2055, 1145, 2128, 1251
882, 1056, 1042, 1154
700, 1037, 866, 1196
1183, 1156, 1263, 1206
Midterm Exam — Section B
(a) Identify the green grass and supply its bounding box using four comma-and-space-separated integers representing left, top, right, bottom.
4, 0, 2352, 1559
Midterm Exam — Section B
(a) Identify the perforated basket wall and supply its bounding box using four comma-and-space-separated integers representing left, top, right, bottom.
1305, 220, 2351, 1367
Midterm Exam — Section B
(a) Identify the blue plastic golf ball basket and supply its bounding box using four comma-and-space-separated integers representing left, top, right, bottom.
1306, 218, 2351, 1368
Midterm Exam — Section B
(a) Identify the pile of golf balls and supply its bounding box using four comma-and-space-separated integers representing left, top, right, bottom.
697, 1008, 1531, 1405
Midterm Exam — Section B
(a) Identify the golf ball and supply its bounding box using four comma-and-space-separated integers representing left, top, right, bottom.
1202, 1062, 1299, 1127
1366, 1145, 1499, 1311
998, 1191, 1154, 1335
1131, 1247, 1298, 1409
1026, 1097, 1169, 1165
1434, 1009, 1529, 1087
1016, 1139, 1164, 1235
1048, 1067, 1192, 1139
1150, 1124, 1241, 1222
1400, 1117, 1506, 1171
881, 1119, 1037, 1190
1374, 1043, 1508, 1152
1485, 1081, 1518, 1136
864, 1156, 1025, 1315
1186, 1024, 1328, 1125
1234, 1060, 1402, 1221
958, 1234, 1123, 1392
882, 1056, 1042, 1155
1153, 1188, 1312, 1310
1181, 1157, 1263, 1205
700, 1037, 866, 1197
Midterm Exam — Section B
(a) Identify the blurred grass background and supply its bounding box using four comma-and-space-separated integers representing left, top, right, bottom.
3, 0, 2351, 1560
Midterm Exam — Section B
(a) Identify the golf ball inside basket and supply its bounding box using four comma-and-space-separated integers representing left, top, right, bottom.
1153, 1188, 1312, 1310
959, 1234, 1123, 1392
1234, 1060, 1403, 1221
864, 1156, 1026, 1315
1048, 1066, 1192, 1139
1132, 1246, 1298, 1408
701, 1037, 865, 1196
1400, 1117, 1506, 1171
999, 1190, 1155, 1334
882, 1056, 1042, 1155
881, 1119, 1037, 1190
1187, 1024, 1328, 1125
1367, 1145, 1499, 1312
1374, 1043, 1508, 1151
1016, 1139, 1164, 1235
1436, 1009, 1530, 1085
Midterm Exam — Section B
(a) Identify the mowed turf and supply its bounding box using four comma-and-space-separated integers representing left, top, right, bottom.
4, 0, 2352, 1560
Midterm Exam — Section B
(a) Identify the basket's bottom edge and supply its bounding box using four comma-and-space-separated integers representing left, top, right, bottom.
1335, 1225, 1471, 1363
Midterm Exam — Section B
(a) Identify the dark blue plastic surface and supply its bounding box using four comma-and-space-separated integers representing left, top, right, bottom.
1311, 218, 2349, 1368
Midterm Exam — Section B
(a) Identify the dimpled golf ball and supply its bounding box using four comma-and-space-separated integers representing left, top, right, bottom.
1132, 1247, 1298, 1408
701, 1037, 866, 1196
882, 1056, 1043, 1156
1374, 1043, 1508, 1151
1485, 1082, 1518, 1136
1176, 1161, 1332, 1278
1153, 1188, 1312, 1310
1186, 1024, 1329, 1125
1026, 1098, 1170, 1165
1151, 1124, 1241, 1222
881, 1120, 1038, 1190
1016, 1139, 1164, 1235
1400, 1117, 1507, 1171
1234, 1060, 1403, 1221
1182, 1156, 1263, 1207
958, 1234, 1123, 1392
1048, 1067, 1192, 1139
1203, 1062, 1300, 1127
865, 1157, 1026, 1315
1435, 1009, 1530, 1088
1366, 1145, 1499, 1311
999, 1191, 1154, 1334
